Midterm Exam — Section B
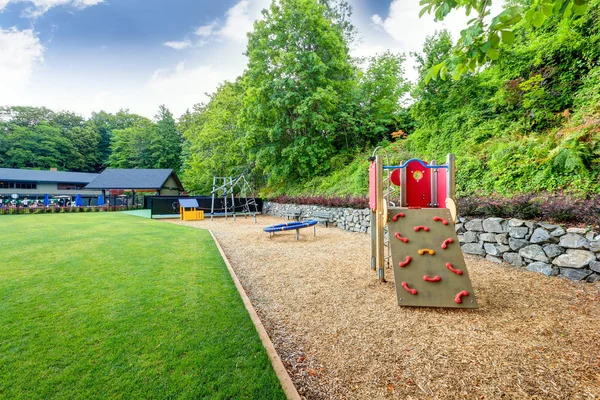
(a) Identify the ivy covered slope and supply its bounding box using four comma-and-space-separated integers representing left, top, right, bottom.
256, 0, 600, 198
406, 0, 600, 197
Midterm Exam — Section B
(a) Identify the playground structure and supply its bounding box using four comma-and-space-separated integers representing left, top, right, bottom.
369, 148, 477, 308
263, 219, 318, 240
178, 199, 204, 221
210, 175, 259, 222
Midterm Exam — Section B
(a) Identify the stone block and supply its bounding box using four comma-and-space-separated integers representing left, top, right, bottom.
483, 217, 507, 233
525, 221, 538, 229
530, 228, 557, 244
462, 242, 485, 256
495, 233, 509, 245
539, 222, 559, 230
508, 238, 529, 251
480, 233, 497, 242
590, 261, 600, 273
527, 262, 558, 276
484, 243, 510, 256
464, 219, 484, 232
567, 227, 588, 234
552, 250, 596, 269
486, 254, 503, 264
519, 245, 549, 262
463, 231, 478, 243
508, 226, 529, 239
457, 234, 465, 243
585, 231, 597, 241
455, 223, 466, 233
559, 268, 592, 281
550, 227, 566, 237
503, 252, 524, 267
508, 218, 525, 227
586, 273, 600, 283
589, 240, 600, 253
542, 244, 564, 259
559, 234, 590, 249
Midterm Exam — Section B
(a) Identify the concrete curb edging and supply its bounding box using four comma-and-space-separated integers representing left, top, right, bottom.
209, 230, 301, 400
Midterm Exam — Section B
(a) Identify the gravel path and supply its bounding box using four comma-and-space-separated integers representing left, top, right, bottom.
167, 216, 600, 400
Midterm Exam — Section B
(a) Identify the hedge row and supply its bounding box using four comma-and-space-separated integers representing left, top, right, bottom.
0, 205, 143, 215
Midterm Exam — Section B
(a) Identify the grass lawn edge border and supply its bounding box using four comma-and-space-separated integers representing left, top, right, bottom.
209, 230, 301, 400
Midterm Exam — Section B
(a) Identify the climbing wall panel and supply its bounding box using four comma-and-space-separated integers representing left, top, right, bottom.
388, 207, 478, 308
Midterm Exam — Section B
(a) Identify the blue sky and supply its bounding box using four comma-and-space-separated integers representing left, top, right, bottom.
0, 0, 502, 118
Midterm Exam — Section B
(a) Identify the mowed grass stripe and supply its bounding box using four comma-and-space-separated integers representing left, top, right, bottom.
0, 213, 286, 399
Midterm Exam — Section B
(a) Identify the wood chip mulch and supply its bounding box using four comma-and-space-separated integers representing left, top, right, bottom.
167, 216, 600, 400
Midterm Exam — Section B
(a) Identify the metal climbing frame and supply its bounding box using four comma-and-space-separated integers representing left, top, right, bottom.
210, 175, 259, 222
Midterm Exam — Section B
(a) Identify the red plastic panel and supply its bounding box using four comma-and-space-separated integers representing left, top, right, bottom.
369, 161, 376, 211
437, 167, 447, 208
405, 160, 431, 208
390, 168, 401, 186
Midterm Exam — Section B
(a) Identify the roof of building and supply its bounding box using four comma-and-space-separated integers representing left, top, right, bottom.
0, 168, 99, 184
178, 199, 199, 208
85, 169, 183, 191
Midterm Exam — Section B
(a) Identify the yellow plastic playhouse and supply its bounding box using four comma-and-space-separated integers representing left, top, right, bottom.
179, 199, 204, 221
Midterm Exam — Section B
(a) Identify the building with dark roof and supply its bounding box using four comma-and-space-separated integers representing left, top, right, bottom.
0, 168, 101, 204
0, 168, 184, 206
85, 169, 183, 195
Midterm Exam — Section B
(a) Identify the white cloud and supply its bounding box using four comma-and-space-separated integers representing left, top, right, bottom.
192, 0, 268, 44
218, 0, 255, 43
0, 27, 44, 102
144, 61, 239, 115
195, 20, 219, 38
0, 0, 104, 17
163, 40, 191, 50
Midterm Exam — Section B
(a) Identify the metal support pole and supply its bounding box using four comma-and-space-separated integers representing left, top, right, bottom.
296, 229, 299, 240
400, 162, 407, 207
210, 176, 216, 221
446, 154, 456, 202
230, 177, 236, 221
375, 154, 385, 282
370, 210, 376, 270
430, 160, 438, 208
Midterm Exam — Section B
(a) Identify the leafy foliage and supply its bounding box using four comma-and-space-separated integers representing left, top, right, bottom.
421, 0, 591, 80
180, 81, 248, 194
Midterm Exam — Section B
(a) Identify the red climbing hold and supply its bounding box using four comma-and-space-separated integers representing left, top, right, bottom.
401, 281, 417, 295
441, 238, 454, 249
454, 290, 469, 304
398, 256, 412, 268
414, 226, 430, 232
394, 232, 409, 243
392, 212, 406, 221
423, 275, 441, 282
433, 216, 449, 225
446, 262, 463, 275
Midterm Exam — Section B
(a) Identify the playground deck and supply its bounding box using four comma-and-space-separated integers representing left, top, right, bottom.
168, 216, 600, 400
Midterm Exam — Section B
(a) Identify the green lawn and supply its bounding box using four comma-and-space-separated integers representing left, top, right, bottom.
0, 213, 286, 399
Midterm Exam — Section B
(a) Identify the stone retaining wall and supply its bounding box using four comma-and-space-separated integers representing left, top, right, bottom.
457, 217, 599, 283
265, 202, 600, 283
265, 202, 371, 232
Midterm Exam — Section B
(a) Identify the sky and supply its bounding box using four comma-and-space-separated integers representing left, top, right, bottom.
0, 0, 504, 119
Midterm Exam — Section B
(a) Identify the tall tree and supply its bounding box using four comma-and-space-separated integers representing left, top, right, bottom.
89, 110, 144, 169
181, 81, 248, 194
242, 0, 356, 183
108, 118, 156, 169
152, 105, 182, 172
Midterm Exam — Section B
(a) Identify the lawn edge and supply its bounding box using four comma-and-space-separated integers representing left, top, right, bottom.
209, 230, 301, 400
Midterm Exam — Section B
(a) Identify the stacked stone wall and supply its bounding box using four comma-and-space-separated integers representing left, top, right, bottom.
265, 202, 599, 283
